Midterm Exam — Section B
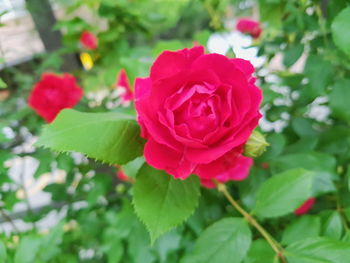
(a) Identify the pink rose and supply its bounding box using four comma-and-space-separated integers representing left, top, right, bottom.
294, 198, 316, 216
236, 18, 262, 39
116, 69, 133, 102
135, 46, 262, 187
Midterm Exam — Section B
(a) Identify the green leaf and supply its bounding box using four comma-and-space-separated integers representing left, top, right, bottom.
0, 78, 6, 89
182, 218, 252, 263
36, 109, 144, 165
121, 156, 145, 179
283, 43, 304, 68
347, 165, 350, 191
270, 152, 337, 196
133, 164, 200, 243
323, 212, 343, 239
282, 215, 321, 246
155, 230, 181, 262
286, 238, 350, 263
15, 236, 41, 263
329, 79, 350, 123
0, 241, 6, 262
128, 219, 156, 263
331, 6, 350, 58
304, 55, 334, 95
39, 221, 65, 260
244, 239, 275, 263
253, 169, 315, 218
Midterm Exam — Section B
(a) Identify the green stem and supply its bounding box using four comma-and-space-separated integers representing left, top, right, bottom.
217, 183, 287, 263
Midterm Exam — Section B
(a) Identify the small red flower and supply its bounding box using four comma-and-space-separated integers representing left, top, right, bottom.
28, 73, 83, 123
116, 69, 133, 102
80, 31, 98, 50
294, 198, 316, 216
236, 18, 262, 39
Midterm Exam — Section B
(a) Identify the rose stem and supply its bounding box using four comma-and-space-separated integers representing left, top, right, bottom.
216, 183, 288, 263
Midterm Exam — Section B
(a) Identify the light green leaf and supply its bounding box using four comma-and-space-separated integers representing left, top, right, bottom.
36, 109, 144, 165
282, 215, 321, 246
270, 152, 337, 196
15, 236, 41, 263
0, 78, 6, 89
133, 164, 200, 243
329, 79, 350, 123
253, 169, 315, 218
286, 237, 350, 263
121, 156, 145, 178
182, 218, 252, 263
332, 6, 350, 58
323, 212, 343, 239
155, 230, 181, 262
0, 241, 6, 262
244, 239, 275, 263
39, 221, 65, 260
128, 219, 156, 263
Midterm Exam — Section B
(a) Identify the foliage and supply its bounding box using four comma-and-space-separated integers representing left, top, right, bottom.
1, 0, 350, 262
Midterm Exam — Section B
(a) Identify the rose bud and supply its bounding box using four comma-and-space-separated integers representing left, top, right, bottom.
236, 18, 262, 39
80, 31, 98, 50
294, 198, 316, 216
28, 73, 83, 123
116, 69, 133, 103
244, 130, 269, 158
135, 46, 262, 187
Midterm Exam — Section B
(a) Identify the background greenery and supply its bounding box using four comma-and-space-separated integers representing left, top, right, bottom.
1, 0, 350, 262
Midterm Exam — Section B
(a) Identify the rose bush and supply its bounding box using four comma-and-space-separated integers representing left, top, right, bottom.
28, 73, 83, 123
135, 46, 262, 186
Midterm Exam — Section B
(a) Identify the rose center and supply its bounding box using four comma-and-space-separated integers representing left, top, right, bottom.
174, 94, 219, 140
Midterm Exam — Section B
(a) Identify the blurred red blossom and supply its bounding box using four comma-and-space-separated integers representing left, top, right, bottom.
28, 73, 83, 123
294, 198, 316, 216
80, 31, 98, 50
236, 18, 262, 39
116, 69, 133, 103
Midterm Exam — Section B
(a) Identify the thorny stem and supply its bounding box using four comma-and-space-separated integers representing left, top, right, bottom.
217, 183, 287, 263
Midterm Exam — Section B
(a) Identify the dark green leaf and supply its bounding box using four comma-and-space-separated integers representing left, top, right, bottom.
304, 55, 334, 95
329, 79, 350, 123
283, 44, 304, 68
133, 164, 200, 243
